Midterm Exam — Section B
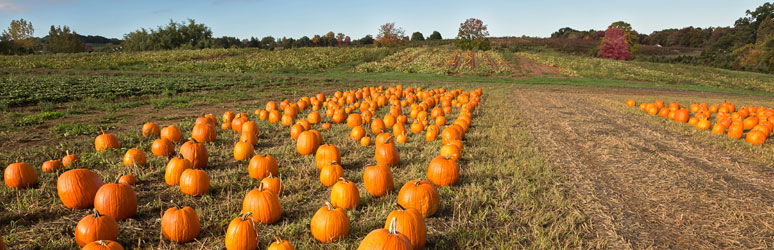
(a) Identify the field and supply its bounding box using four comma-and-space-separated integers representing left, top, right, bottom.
1, 46, 774, 249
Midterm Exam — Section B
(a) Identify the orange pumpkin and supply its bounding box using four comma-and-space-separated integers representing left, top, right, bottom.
330, 178, 360, 210
225, 213, 259, 250
161, 205, 200, 243
357, 217, 412, 250
151, 138, 175, 157
161, 125, 183, 144
375, 136, 400, 167
320, 161, 344, 187
242, 184, 282, 224
746, 130, 767, 145
179, 169, 210, 196
297, 130, 320, 155
248, 154, 279, 180
4, 162, 38, 189
180, 138, 208, 169
94, 182, 137, 221
95, 129, 120, 151
75, 210, 119, 247
310, 201, 350, 243
42, 160, 63, 173
122, 148, 146, 167
315, 144, 341, 170
385, 206, 426, 250
142, 122, 160, 138
165, 156, 192, 186
397, 180, 439, 217
363, 164, 394, 197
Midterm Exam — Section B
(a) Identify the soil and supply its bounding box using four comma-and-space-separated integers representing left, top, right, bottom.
512, 54, 563, 78
513, 86, 774, 249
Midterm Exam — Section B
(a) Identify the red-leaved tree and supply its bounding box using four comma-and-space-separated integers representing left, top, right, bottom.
597, 27, 632, 60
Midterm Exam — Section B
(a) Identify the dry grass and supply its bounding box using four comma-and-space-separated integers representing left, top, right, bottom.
0, 81, 592, 249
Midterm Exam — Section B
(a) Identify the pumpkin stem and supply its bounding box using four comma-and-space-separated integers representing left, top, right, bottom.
189, 137, 198, 144
396, 203, 406, 211
258, 182, 265, 191
241, 212, 253, 221
274, 236, 283, 244
100, 127, 105, 134
325, 201, 333, 210
96, 240, 108, 246
338, 177, 347, 183
386, 135, 394, 144
330, 160, 338, 165
414, 179, 423, 186
170, 200, 182, 209
93, 209, 102, 218
388, 217, 398, 234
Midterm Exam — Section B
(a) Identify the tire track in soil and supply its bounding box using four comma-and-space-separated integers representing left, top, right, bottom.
513, 87, 774, 249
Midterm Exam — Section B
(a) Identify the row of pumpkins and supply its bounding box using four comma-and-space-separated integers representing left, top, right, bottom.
627, 99, 773, 145
2, 85, 482, 249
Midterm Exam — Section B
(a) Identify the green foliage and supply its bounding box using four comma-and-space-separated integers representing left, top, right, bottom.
51, 122, 102, 137
46, 25, 85, 53
456, 18, 490, 51
14, 111, 64, 126
410, 32, 424, 41
428, 31, 442, 40
122, 19, 213, 51
1, 19, 37, 54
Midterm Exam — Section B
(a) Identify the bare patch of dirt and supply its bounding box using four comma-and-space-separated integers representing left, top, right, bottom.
513, 86, 774, 249
512, 54, 563, 78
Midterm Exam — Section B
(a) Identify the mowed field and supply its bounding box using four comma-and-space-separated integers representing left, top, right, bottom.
1, 47, 773, 249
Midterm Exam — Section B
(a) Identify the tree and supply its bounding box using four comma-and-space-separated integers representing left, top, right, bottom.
336, 33, 345, 46
1, 19, 36, 54
46, 25, 85, 53
428, 31, 442, 40
597, 28, 632, 60
376, 22, 405, 47
608, 21, 638, 52
260, 36, 275, 50
121, 19, 212, 51
358, 35, 374, 45
456, 18, 490, 50
411, 32, 424, 41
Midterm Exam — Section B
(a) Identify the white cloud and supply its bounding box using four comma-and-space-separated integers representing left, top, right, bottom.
0, 0, 23, 13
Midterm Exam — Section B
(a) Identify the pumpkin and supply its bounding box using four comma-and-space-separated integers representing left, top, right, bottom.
239, 121, 258, 136
347, 113, 363, 128
356, 217, 412, 250
179, 169, 210, 196
331, 178, 360, 210
290, 124, 305, 140
308, 112, 322, 124
234, 138, 255, 161
435, 116, 446, 126
375, 133, 392, 145
225, 213, 259, 250
248, 154, 279, 180
743, 117, 759, 130
385, 206, 426, 250
231, 114, 248, 132
673, 109, 690, 123
5, 162, 37, 189
351, 126, 366, 141
240, 131, 259, 146
75, 210, 119, 247
371, 118, 386, 134
626, 99, 636, 107
224, 111, 236, 124
364, 164, 394, 197
95, 129, 120, 151
94, 182, 137, 221
397, 180, 439, 217
258, 110, 269, 120
242, 183, 282, 224
395, 133, 408, 144
310, 201, 350, 243
297, 130, 320, 155
316, 144, 341, 169
82, 240, 124, 250
191, 123, 217, 143
696, 119, 711, 130
746, 130, 767, 145
321, 123, 332, 130
320, 161, 344, 187
268, 110, 281, 123
165, 156, 192, 186
122, 148, 146, 167
142, 122, 160, 138
261, 173, 283, 196
268, 236, 294, 250
151, 138, 175, 157
441, 127, 461, 144
180, 138, 208, 169
57, 169, 103, 209
118, 174, 136, 186
42, 160, 63, 173
427, 156, 459, 187
375, 136, 400, 167
384, 114, 397, 127
281, 114, 295, 127
62, 150, 80, 167
162, 204, 201, 243
711, 124, 726, 134
657, 107, 670, 117
161, 125, 183, 143
361, 136, 372, 146
727, 124, 744, 139
266, 101, 279, 111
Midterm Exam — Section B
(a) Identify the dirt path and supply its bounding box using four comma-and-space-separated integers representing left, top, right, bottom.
513, 87, 774, 249
513, 54, 562, 78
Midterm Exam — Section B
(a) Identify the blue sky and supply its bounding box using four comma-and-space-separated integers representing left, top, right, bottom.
0, 0, 768, 39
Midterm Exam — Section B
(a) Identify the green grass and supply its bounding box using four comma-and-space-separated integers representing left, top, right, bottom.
13, 111, 64, 126
519, 50, 774, 93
